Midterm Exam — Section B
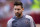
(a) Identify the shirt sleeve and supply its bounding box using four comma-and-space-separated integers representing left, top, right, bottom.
7, 18, 15, 27
25, 15, 36, 27
30, 17, 36, 27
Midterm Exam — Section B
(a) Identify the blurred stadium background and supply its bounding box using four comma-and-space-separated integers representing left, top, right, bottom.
0, 0, 40, 27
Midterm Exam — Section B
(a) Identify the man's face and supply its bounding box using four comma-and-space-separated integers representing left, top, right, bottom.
14, 5, 24, 17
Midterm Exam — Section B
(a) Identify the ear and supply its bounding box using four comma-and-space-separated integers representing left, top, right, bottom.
22, 8, 24, 12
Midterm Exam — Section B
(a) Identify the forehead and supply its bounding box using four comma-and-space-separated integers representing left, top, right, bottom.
14, 5, 22, 9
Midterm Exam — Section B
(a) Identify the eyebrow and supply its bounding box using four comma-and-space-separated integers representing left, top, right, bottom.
15, 9, 21, 10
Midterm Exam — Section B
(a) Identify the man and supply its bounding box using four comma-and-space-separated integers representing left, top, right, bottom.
7, 1, 36, 27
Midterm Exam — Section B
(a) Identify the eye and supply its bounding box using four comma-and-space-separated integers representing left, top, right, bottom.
15, 9, 16, 10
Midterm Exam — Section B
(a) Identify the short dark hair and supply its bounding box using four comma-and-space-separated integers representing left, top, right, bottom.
14, 1, 23, 8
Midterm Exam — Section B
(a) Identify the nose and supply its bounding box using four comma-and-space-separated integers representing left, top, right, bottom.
16, 10, 19, 13
16, 11, 19, 13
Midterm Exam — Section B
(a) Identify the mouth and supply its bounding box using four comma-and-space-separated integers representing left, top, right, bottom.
15, 13, 21, 17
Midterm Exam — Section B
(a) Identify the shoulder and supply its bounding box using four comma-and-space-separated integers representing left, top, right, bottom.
7, 18, 15, 24
7, 16, 16, 23
7, 17, 15, 27
25, 15, 33, 19
25, 15, 33, 22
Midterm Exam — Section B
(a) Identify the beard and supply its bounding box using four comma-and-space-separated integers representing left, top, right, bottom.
15, 13, 22, 17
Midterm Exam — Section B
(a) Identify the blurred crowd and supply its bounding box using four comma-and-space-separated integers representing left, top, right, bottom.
0, 0, 40, 27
